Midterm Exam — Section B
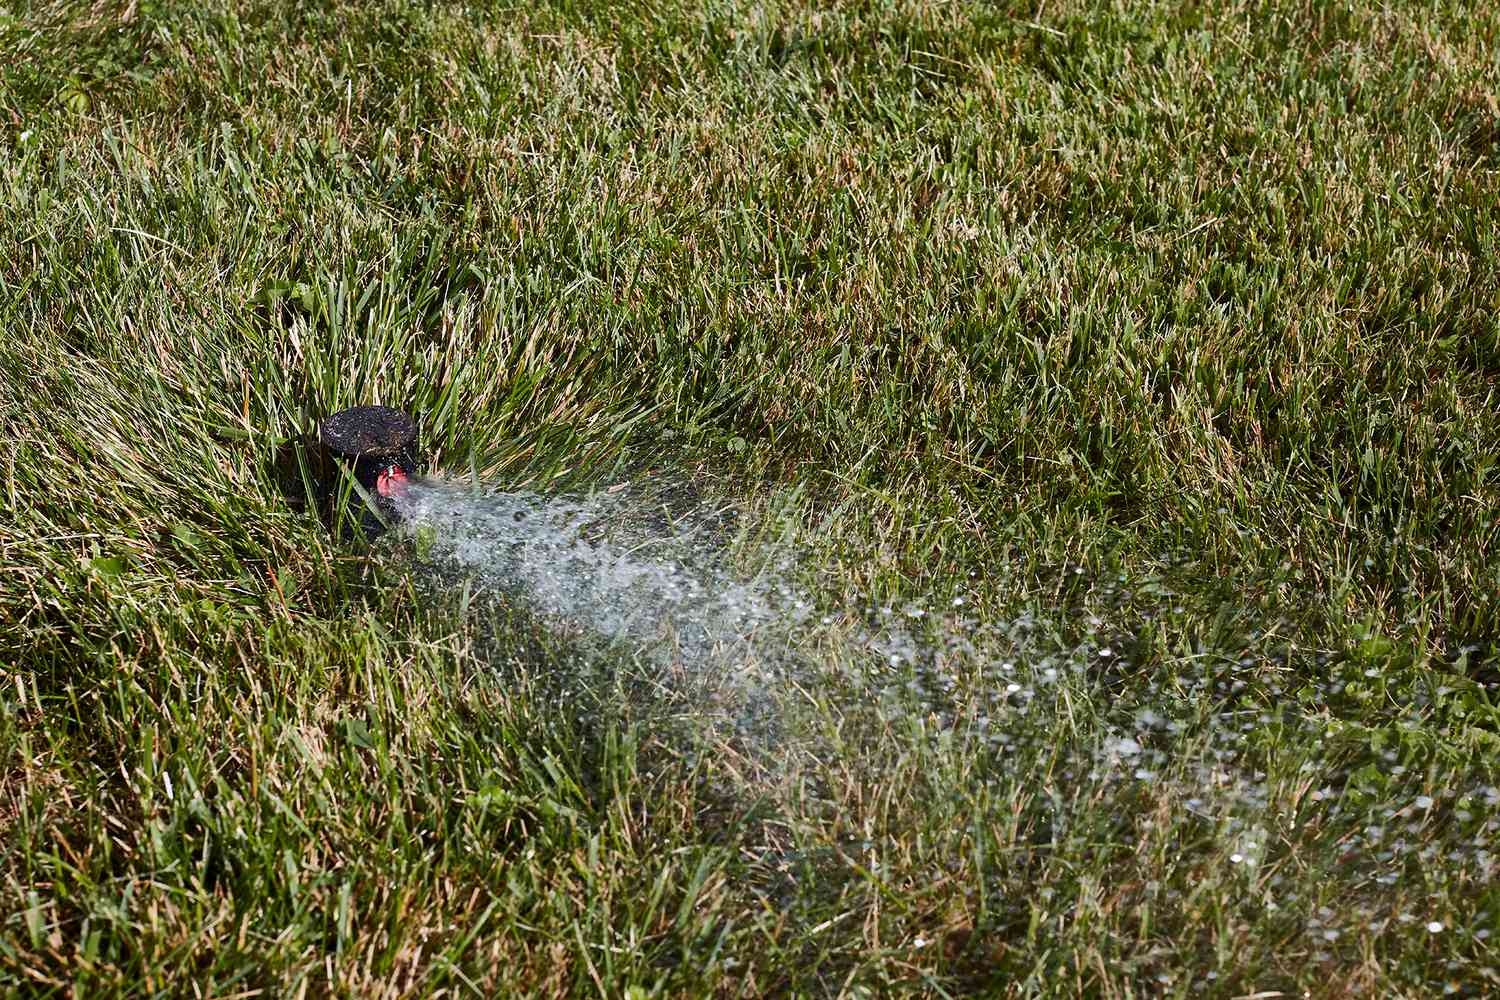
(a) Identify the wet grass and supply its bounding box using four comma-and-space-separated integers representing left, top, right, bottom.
3, 0, 1499, 995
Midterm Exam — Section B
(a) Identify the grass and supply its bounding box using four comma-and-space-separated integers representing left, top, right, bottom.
2, 0, 1499, 994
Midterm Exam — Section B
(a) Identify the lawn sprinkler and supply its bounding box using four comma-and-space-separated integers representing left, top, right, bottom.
316, 404, 420, 532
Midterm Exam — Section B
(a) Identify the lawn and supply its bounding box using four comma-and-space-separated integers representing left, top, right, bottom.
2, 0, 1499, 995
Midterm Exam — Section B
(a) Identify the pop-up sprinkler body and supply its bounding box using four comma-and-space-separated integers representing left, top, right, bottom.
317, 405, 420, 530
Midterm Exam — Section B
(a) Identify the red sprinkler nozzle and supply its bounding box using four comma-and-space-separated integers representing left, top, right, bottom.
376, 464, 410, 498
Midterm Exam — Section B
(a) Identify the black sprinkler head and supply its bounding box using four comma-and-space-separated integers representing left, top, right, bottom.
317, 404, 421, 531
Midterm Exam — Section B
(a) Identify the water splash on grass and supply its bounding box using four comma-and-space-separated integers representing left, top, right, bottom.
391, 476, 812, 667
386, 474, 1500, 942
